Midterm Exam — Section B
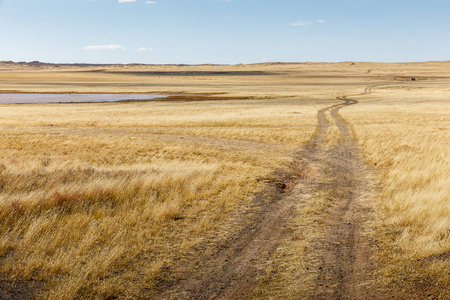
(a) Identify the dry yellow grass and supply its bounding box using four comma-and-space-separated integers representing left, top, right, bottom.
253, 76, 450, 299
6, 61, 450, 98
1, 61, 449, 298
0, 97, 322, 298
342, 83, 450, 298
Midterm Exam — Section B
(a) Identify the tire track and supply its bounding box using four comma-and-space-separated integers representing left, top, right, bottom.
158, 161, 303, 299
155, 87, 379, 299
309, 87, 379, 299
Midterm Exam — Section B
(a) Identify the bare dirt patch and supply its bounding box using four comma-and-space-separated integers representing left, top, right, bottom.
0, 278, 44, 300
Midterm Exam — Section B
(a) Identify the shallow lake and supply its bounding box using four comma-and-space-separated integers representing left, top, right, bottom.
0, 93, 164, 104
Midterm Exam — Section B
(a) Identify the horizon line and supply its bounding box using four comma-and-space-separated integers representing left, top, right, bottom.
2, 60, 450, 67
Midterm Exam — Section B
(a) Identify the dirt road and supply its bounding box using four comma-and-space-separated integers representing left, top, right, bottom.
308, 93, 378, 299
157, 89, 378, 299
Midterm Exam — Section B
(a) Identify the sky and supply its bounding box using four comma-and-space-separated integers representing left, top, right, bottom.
0, 0, 450, 64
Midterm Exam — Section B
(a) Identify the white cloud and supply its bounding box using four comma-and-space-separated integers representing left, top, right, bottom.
137, 47, 153, 51
145, 1, 157, 3
263, 53, 273, 61
317, 19, 325, 23
118, 0, 136, 2
291, 20, 312, 26
84, 44, 125, 50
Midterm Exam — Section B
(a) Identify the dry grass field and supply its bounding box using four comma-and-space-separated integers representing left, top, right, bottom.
0, 61, 449, 299
342, 84, 450, 298
0, 98, 322, 299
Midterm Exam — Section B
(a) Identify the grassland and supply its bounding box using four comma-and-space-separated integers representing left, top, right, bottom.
0, 96, 323, 298
342, 83, 450, 298
0, 61, 449, 299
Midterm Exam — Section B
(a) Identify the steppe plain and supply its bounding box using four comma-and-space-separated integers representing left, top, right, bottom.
0, 61, 448, 299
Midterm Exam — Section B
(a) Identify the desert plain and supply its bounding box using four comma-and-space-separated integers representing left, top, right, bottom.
0, 61, 448, 299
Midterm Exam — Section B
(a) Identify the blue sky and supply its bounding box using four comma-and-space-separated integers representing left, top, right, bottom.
0, 0, 449, 64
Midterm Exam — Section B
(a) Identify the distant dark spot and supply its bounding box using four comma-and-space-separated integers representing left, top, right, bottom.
75, 70, 274, 77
